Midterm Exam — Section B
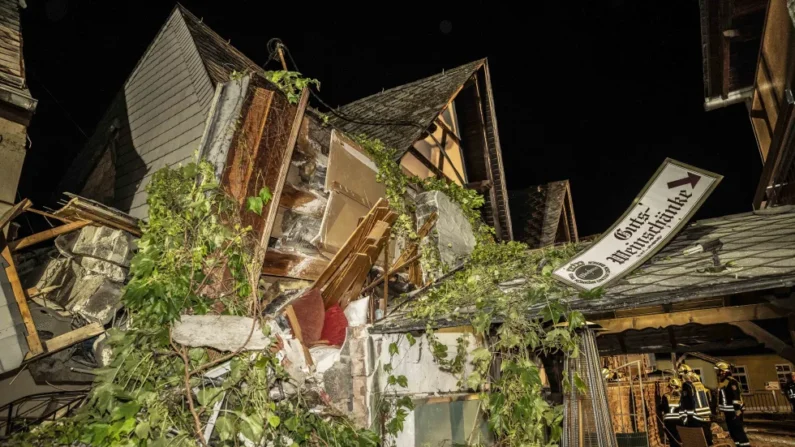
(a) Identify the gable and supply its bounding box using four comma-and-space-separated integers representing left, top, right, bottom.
57, 7, 232, 218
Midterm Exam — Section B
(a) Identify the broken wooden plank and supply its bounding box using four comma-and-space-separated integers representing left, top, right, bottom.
381, 228, 390, 316
362, 253, 423, 293
261, 249, 328, 280
312, 198, 387, 291
9, 220, 92, 251
0, 198, 31, 230
44, 323, 104, 355
324, 253, 370, 309
26, 208, 74, 224
284, 305, 314, 366
250, 88, 310, 276
1, 232, 43, 355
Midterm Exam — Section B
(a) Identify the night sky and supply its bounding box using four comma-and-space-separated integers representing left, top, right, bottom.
18, 0, 761, 237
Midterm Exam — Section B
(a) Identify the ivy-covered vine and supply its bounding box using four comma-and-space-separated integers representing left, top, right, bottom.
355, 135, 595, 446
11, 161, 379, 447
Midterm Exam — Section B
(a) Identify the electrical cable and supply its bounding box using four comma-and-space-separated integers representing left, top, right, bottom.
270, 41, 466, 183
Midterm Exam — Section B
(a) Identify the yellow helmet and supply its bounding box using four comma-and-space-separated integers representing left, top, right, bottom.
715, 361, 731, 372
669, 377, 682, 389
688, 372, 702, 383
602, 368, 612, 380
677, 364, 692, 375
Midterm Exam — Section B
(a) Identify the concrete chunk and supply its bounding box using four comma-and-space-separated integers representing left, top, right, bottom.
415, 190, 476, 273
69, 226, 137, 267
172, 315, 272, 351
67, 275, 123, 325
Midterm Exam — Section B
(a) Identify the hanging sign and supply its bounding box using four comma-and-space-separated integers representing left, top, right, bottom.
553, 158, 722, 292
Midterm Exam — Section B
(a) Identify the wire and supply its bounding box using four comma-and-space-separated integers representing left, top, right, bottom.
270, 41, 466, 183
29, 72, 88, 138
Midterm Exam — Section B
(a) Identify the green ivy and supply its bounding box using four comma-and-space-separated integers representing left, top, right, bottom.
11, 160, 378, 447
264, 71, 320, 104
349, 136, 594, 445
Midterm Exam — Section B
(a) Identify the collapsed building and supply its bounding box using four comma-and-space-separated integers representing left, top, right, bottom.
1, 5, 524, 444
3, 3, 795, 447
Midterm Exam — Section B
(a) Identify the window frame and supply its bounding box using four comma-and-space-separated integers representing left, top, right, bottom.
776, 363, 792, 387
731, 365, 751, 394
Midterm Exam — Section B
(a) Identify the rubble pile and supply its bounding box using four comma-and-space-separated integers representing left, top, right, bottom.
28, 225, 136, 325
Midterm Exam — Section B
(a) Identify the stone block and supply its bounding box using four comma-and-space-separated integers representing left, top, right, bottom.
66, 275, 123, 325
35, 258, 85, 308
415, 190, 476, 272
172, 315, 272, 351
69, 226, 137, 267
79, 257, 128, 283
322, 359, 353, 415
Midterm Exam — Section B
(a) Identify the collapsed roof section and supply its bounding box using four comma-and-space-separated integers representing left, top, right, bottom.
330, 60, 513, 241
509, 180, 578, 248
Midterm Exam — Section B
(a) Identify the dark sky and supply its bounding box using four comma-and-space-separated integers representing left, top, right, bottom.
18, 0, 761, 236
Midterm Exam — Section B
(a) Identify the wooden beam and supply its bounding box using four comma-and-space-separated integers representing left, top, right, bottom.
44, 323, 104, 356
407, 146, 446, 179
1, 232, 43, 355
0, 198, 31, 230
595, 303, 786, 334
730, 320, 795, 364
25, 208, 73, 224
9, 220, 91, 251
434, 118, 461, 144
251, 88, 310, 277
284, 305, 314, 366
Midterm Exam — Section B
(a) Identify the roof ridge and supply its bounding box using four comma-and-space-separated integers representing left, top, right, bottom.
176, 4, 263, 85
340, 59, 485, 110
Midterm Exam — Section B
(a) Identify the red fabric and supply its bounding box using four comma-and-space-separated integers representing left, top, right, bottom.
320, 305, 349, 346
290, 289, 325, 346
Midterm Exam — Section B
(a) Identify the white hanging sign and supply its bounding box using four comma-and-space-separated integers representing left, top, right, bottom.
553, 159, 722, 292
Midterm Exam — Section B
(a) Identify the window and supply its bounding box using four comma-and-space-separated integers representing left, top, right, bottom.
412, 397, 493, 445
776, 364, 792, 387
731, 366, 750, 393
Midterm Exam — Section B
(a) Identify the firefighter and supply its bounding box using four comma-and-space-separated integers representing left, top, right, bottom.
678, 364, 713, 445
659, 377, 683, 446
786, 371, 795, 413
715, 362, 749, 446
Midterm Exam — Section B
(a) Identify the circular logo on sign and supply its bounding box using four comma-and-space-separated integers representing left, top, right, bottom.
571, 261, 610, 284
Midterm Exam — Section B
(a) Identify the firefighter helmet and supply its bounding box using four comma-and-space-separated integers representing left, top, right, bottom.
677, 364, 692, 375
669, 377, 682, 389
602, 368, 612, 380
714, 361, 731, 372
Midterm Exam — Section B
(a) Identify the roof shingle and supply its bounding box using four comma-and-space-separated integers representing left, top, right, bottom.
328, 60, 484, 157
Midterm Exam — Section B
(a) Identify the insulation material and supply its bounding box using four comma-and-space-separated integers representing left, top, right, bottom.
316, 191, 369, 256
325, 130, 385, 207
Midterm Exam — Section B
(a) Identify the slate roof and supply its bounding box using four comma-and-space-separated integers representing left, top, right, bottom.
373, 206, 795, 333
328, 60, 484, 158
509, 180, 577, 248
176, 5, 263, 84
0, 0, 36, 113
